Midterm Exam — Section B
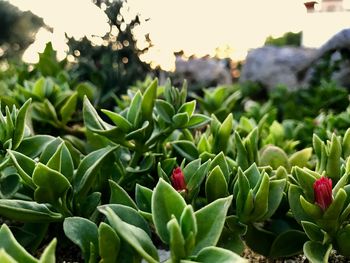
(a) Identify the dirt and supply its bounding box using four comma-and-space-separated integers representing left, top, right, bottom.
242, 248, 350, 263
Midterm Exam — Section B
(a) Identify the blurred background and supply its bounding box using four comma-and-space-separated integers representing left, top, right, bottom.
1, 0, 350, 95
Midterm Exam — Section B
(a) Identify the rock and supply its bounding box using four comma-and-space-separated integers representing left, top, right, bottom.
317, 28, 350, 57
302, 29, 350, 87
239, 29, 350, 90
239, 46, 317, 91
173, 56, 232, 89
141, 249, 170, 263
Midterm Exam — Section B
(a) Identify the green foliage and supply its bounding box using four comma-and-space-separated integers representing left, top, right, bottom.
66, 0, 152, 107
0, 1, 44, 61
264, 31, 301, 47
0, 224, 56, 263
3, 40, 350, 262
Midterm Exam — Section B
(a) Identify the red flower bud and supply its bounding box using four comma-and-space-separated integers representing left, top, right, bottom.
171, 167, 186, 191
313, 177, 333, 211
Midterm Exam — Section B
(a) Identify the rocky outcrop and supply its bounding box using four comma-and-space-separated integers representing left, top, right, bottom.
173, 56, 232, 89
239, 46, 317, 90
239, 28, 350, 90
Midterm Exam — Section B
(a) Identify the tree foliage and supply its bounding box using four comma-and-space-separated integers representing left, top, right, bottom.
66, 0, 152, 107
0, 1, 44, 61
264, 31, 302, 47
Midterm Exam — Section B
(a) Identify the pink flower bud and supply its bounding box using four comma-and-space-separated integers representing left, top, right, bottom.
171, 167, 186, 191
313, 177, 333, 211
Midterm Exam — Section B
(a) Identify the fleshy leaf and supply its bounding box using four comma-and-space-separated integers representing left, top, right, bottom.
193, 196, 232, 254
99, 207, 159, 263
152, 178, 186, 243
0, 224, 37, 263
63, 217, 98, 262
304, 241, 332, 263
0, 200, 62, 222
73, 146, 117, 199
98, 222, 120, 263
205, 166, 228, 202
196, 246, 246, 263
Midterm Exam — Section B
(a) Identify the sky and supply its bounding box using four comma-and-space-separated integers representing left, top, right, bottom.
6, 0, 346, 70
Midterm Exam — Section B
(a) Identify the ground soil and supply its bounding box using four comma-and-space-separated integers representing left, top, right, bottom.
242, 248, 350, 263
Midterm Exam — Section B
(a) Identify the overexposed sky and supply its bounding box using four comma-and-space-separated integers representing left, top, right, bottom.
7, 0, 315, 69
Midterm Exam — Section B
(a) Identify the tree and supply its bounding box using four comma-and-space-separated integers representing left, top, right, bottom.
264, 31, 302, 47
0, 1, 44, 61
66, 0, 152, 106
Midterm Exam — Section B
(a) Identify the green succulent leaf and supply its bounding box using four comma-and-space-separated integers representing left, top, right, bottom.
293, 167, 317, 201
141, 78, 158, 121
32, 163, 71, 207
12, 98, 31, 150
193, 196, 232, 254
183, 159, 201, 182
183, 114, 211, 129
302, 221, 326, 243
269, 230, 307, 258
127, 91, 142, 126
0, 224, 37, 263
289, 148, 312, 168
0, 172, 20, 199
125, 121, 150, 140
209, 152, 230, 182
196, 246, 246, 263
152, 178, 186, 243
323, 188, 347, 220
304, 241, 332, 263
15, 135, 55, 158
288, 184, 313, 224
99, 207, 159, 263
250, 172, 270, 220
39, 138, 64, 164
326, 134, 341, 181
83, 96, 109, 131
63, 217, 98, 262
155, 99, 175, 123
46, 143, 63, 172
101, 110, 132, 132
79, 192, 101, 218
205, 166, 228, 202
0, 250, 17, 263
178, 100, 196, 117
167, 217, 186, 261
171, 140, 199, 161
197, 134, 211, 153
109, 180, 137, 209
259, 145, 289, 170
98, 222, 120, 263
213, 113, 233, 154
38, 238, 57, 263
235, 169, 250, 215
336, 224, 350, 257
172, 112, 189, 128
99, 204, 151, 236
76, 82, 96, 100
73, 146, 118, 199
135, 184, 153, 213
186, 159, 210, 194
244, 127, 259, 165
180, 205, 197, 240
235, 132, 249, 171
343, 128, 350, 158
260, 179, 286, 220
300, 195, 322, 219
60, 91, 78, 125
0, 200, 62, 222
244, 163, 261, 190
7, 150, 36, 189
